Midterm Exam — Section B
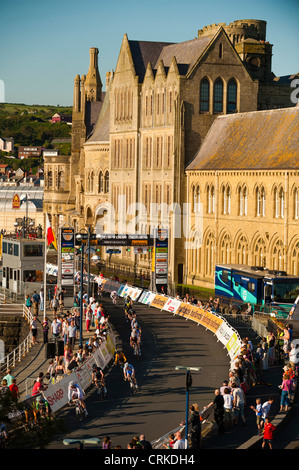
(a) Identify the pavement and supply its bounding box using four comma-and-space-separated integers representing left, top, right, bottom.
2, 294, 299, 450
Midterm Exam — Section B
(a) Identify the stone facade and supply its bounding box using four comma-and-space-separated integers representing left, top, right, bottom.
186, 107, 299, 288
44, 19, 298, 288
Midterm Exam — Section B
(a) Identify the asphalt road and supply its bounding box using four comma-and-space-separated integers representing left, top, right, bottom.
45, 297, 230, 449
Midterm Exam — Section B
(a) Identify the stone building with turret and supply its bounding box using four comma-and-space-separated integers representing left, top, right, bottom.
44, 19, 298, 288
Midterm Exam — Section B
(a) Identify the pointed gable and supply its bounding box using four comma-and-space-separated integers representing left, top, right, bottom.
128, 39, 174, 82
154, 35, 214, 76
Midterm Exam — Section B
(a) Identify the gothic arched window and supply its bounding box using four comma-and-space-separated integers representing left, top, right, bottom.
227, 79, 237, 113
213, 78, 223, 113
104, 171, 109, 193
99, 171, 103, 193
200, 79, 210, 112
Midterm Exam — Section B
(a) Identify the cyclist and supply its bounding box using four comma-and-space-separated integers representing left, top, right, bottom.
110, 291, 118, 304
130, 328, 138, 353
135, 323, 142, 354
124, 297, 133, 322
123, 362, 138, 388
68, 380, 88, 416
24, 399, 39, 426
35, 395, 51, 421
92, 364, 106, 396
114, 350, 127, 368
130, 311, 137, 328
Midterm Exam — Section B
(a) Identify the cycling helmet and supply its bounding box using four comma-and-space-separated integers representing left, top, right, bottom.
92, 363, 97, 369
36, 396, 42, 402
124, 362, 129, 367
69, 380, 74, 387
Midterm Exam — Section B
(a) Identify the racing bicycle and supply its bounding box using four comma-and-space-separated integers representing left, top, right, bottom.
133, 340, 141, 359
128, 375, 139, 394
95, 380, 107, 400
73, 399, 86, 421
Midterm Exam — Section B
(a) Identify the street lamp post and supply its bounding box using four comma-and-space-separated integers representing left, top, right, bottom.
75, 231, 87, 349
75, 227, 96, 347
175, 366, 201, 446
87, 226, 91, 301
79, 241, 84, 348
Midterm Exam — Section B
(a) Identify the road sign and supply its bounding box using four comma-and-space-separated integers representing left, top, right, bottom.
154, 229, 168, 292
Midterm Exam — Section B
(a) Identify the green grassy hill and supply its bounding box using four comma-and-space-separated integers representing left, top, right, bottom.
0, 103, 72, 158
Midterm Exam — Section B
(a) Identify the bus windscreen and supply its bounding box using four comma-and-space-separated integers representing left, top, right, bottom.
273, 279, 299, 303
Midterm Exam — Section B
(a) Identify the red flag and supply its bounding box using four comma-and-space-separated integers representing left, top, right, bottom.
46, 214, 57, 250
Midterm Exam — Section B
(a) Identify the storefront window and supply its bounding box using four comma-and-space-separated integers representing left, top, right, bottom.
23, 244, 43, 257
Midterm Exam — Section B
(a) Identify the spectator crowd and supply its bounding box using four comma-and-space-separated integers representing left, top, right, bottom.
1, 280, 298, 450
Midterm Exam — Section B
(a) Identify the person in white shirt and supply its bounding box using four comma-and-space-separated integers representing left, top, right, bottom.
261, 397, 274, 425
67, 380, 88, 416
288, 343, 299, 369
223, 387, 234, 427
173, 431, 188, 449
231, 383, 246, 425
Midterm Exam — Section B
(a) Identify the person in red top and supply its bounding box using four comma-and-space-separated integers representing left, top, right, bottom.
9, 378, 20, 401
262, 417, 277, 449
31, 377, 47, 397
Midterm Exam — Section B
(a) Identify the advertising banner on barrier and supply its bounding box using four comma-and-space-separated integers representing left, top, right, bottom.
140, 291, 156, 305
150, 294, 168, 310
102, 279, 121, 293
119, 284, 130, 298
93, 348, 106, 369
99, 343, 113, 367
130, 287, 143, 301
117, 284, 125, 296
98, 278, 107, 290
122, 285, 141, 301
199, 311, 223, 333
75, 358, 93, 390
226, 332, 242, 361
176, 302, 195, 317
43, 372, 77, 413
95, 276, 105, 285
215, 321, 234, 346
162, 297, 181, 313
138, 290, 149, 303
105, 333, 116, 357
183, 305, 205, 323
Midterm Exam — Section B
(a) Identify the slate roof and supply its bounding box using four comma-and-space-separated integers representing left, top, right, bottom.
127, 35, 215, 80
85, 96, 105, 139
128, 40, 174, 81
186, 106, 299, 171
154, 35, 214, 74
86, 88, 110, 143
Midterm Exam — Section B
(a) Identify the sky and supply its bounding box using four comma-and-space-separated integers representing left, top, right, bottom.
1, 0, 298, 106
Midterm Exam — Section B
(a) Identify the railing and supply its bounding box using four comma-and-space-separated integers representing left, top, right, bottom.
221, 313, 253, 329
151, 403, 215, 449
0, 304, 33, 376
0, 286, 24, 304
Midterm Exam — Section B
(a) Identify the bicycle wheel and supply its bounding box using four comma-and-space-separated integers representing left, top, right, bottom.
75, 404, 83, 421
98, 386, 104, 400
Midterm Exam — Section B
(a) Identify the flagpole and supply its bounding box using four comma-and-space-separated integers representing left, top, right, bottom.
43, 213, 47, 322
